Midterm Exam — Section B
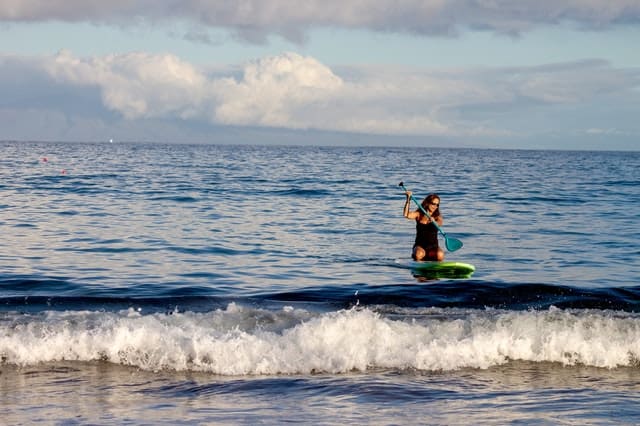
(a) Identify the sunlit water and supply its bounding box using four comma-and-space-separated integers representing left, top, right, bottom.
1, 142, 639, 424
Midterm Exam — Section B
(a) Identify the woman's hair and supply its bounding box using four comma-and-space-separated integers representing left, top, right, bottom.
420, 193, 441, 218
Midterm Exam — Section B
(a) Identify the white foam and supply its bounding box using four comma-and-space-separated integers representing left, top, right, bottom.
2, 305, 640, 374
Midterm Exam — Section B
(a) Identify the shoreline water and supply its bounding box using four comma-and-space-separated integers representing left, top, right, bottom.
3, 360, 640, 424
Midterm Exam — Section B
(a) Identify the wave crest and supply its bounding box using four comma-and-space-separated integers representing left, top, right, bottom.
2, 305, 640, 374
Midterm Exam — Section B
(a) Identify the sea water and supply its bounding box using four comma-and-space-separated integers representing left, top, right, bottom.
1, 141, 639, 424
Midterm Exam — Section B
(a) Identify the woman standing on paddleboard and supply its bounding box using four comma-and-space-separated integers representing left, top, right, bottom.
403, 191, 445, 262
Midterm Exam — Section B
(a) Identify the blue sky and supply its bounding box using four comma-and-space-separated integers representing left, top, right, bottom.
1, 1, 639, 150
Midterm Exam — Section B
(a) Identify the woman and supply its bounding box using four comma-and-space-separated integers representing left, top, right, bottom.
403, 191, 445, 262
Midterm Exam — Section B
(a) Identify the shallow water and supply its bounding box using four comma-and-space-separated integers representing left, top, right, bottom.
3, 361, 640, 424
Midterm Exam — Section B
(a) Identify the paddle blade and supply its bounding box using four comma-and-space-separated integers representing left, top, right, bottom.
445, 237, 463, 252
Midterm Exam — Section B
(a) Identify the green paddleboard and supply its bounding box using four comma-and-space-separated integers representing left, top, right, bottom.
400, 260, 475, 278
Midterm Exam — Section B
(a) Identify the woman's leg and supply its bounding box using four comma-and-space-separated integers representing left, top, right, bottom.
414, 246, 444, 261
426, 247, 445, 261
412, 245, 426, 261
424, 247, 445, 261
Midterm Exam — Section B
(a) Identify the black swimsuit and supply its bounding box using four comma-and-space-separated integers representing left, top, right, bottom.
414, 220, 439, 250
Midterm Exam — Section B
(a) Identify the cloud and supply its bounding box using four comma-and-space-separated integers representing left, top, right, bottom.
1, 51, 639, 145
212, 52, 344, 128
27, 50, 459, 136
43, 50, 208, 120
1, 0, 639, 42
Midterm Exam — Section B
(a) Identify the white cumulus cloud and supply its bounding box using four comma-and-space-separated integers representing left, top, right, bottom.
44, 50, 208, 120
33, 50, 459, 136
1, 50, 639, 144
212, 52, 343, 128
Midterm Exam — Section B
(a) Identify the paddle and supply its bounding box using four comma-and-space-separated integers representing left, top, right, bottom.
399, 181, 463, 252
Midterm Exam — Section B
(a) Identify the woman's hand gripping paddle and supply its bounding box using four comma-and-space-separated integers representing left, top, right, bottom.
399, 182, 463, 252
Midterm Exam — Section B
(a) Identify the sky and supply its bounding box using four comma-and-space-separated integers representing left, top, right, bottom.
1, 0, 639, 150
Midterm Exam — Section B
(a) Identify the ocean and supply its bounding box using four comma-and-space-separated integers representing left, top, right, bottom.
1, 141, 639, 425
